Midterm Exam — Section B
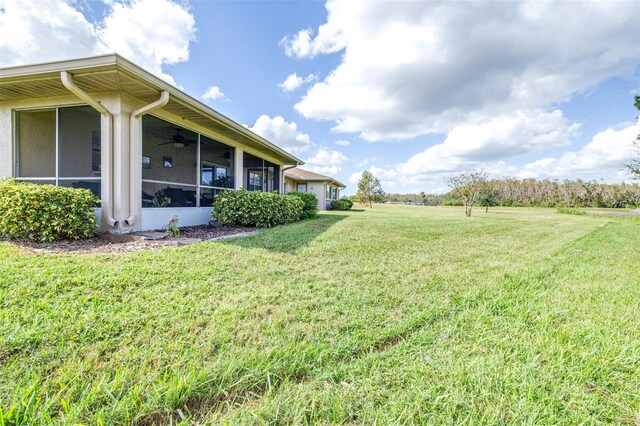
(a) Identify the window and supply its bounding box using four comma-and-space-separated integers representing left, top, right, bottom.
242, 152, 279, 192
15, 106, 102, 197
297, 183, 307, 192
201, 162, 229, 187
248, 170, 263, 191
201, 163, 214, 186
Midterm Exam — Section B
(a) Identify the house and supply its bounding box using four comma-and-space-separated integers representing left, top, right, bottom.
0, 54, 304, 233
283, 167, 346, 211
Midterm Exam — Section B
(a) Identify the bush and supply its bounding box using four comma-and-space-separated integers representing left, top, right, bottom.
287, 192, 318, 219
339, 197, 353, 210
557, 207, 586, 216
212, 189, 304, 227
0, 179, 99, 242
329, 197, 353, 211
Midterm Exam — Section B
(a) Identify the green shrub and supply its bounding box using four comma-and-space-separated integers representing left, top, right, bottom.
329, 197, 353, 211
287, 192, 318, 219
212, 189, 304, 227
339, 197, 353, 210
556, 207, 586, 216
0, 179, 99, 242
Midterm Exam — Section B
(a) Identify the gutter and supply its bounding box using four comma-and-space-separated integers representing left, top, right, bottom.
125, 91, 169, 226
60, 71, 117, 227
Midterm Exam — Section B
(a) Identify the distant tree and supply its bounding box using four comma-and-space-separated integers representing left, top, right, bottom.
478, 183, 499, 213
446, 170, 488, 217
628, 95, 640, 179
356, 171, 385, 208
419, 191, 427, 205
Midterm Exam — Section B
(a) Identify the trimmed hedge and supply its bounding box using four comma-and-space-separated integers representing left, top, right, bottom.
329, 197, 353, 211
0, 179, 99, 242
287, 191, 318, 219
212, 189, 304, 227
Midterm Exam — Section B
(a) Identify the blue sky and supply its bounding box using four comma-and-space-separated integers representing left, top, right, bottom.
1, 0, 638, 194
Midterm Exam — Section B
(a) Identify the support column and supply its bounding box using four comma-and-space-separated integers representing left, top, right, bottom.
279, 168, 285, 193
0, 107, 12, 178
234, 147, 243, 190
111, 106, 132, 233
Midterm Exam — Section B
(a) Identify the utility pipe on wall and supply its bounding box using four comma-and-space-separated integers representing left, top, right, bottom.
280, 164, 298, 193
125, 90, 169, 226
60, 71, 117, 227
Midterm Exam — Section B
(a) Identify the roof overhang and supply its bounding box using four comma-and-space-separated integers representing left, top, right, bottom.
0, 54, 303, 165
284, 173, 346, 189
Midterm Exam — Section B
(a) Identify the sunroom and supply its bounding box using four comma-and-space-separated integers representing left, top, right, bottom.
0, 54, 302, 233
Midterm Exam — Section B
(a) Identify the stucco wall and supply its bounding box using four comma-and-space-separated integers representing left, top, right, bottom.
306, 182, 326, 211
0, 90, 293, 232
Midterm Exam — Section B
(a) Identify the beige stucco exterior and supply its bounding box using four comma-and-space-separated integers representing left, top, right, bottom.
0, 54, 303, 233
284, 174, 344, 211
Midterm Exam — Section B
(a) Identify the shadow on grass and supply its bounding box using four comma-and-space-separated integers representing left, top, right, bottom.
220, 214, 349, 254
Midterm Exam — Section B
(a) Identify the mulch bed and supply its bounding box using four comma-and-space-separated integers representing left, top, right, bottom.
177, 224, 256, 239
2, 224, 258, 255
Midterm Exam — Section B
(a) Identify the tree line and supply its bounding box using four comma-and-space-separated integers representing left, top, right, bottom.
365, 97, 640, 213
388, 179, 640, 209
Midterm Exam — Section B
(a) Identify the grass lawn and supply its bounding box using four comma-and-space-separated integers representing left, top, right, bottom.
1, 205, 639, 424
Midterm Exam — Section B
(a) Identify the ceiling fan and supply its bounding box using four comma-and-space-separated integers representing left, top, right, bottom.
158, 128, 197, 148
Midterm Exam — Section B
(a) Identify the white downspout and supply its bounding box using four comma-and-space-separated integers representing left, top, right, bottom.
60, 71, 117, 227
280, 163, 298, 193
125, 91, 169, 226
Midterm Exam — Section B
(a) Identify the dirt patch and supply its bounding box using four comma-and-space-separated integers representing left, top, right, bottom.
3, 225, 258, 255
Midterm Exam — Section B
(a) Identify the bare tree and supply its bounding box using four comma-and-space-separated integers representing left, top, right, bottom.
446, 170, 488, 217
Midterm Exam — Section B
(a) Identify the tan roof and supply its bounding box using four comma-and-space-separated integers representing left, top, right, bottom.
0, 54, 303, 166
284, 167, 346, 188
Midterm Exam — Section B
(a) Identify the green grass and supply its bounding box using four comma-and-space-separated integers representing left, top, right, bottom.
1, 206, 638, 424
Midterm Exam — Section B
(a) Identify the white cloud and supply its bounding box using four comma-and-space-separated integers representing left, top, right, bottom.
286, 0, 639, 141
349, 166, 400, 190
355, 118, 639, 193
249, 115, 312, 154
278, 72, 317, 92
280, 18, 346, 59
399, 109, 580, 178
517, 120, 640, 181
201, 85, 226, 102
0, 0, 196, 86
356, 156, 377, 168
334, 139, 351, 146
304, 148, 347, 175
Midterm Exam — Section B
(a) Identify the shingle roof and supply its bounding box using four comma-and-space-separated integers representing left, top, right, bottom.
284, 167, 346, 188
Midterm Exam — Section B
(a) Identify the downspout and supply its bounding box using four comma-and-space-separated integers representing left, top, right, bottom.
125, 90, 169, 226
280, 163, 298, 193
60, 71, 117, 227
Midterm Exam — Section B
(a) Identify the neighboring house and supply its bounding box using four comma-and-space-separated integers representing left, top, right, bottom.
0, 54, 304, 233
284, 167, 346, 211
